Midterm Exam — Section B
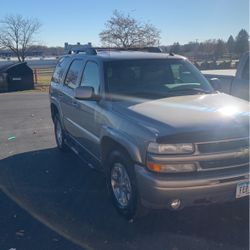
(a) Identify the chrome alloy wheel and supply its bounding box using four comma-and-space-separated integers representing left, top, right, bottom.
111, 163, 132, 207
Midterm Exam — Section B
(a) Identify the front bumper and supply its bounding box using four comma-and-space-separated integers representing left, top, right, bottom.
135, 164, 249, 209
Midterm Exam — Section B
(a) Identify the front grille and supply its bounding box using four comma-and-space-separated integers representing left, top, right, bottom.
196, 137, 249, 171
200, 157, 249, 170
197, 138, 249, 154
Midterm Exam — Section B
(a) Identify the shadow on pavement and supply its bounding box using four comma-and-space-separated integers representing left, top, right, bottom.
0, 148, 249, 250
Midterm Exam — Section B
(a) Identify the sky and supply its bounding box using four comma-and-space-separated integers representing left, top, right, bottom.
0, 0, 248, 47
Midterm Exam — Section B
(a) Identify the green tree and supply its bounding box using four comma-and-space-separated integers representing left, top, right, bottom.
227, 35, 235, 56
235, 29, 249, 56
214, 39, 226, 60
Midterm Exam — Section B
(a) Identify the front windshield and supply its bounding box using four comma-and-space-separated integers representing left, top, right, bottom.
105, 59, 214, 100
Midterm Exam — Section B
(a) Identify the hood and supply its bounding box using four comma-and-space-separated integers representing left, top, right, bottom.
113, 93, 249, 142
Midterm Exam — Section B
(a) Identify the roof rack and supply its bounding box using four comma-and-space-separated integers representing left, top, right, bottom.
64, 42, 162, 55
94, 47, 162, 53
64, 42, 97, 55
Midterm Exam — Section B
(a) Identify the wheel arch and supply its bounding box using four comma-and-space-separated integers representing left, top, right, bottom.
100, 130, 143, 167
50, 102, 59, 122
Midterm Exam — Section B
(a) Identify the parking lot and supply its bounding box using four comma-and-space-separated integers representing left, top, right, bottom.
0, 92, 249, 250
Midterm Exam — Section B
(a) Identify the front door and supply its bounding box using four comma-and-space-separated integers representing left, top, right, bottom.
73, 60, 102, 159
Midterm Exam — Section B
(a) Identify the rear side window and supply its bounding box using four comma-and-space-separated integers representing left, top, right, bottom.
64, 59, 84, 89
52, 57, 70, 83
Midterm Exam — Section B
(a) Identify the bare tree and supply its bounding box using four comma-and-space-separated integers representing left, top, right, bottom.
0, 14, 41, 62
170, 42, 181, 54
99, 10, 160, 48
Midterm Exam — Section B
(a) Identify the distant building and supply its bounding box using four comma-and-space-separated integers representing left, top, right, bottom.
0, 50, 43, 58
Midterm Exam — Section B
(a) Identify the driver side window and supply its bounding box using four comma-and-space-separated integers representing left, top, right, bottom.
80, 61, 100, 94
170, 64, 197, 83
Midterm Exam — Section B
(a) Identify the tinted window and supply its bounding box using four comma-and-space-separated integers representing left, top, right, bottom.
52, 57, 70, 83
105, 59, 213, 99
80, 61, 100, 94
242, 58, 249, 80
64, 60, 83, 89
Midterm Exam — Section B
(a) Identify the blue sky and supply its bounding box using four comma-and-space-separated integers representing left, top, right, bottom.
0, 0, 248, 47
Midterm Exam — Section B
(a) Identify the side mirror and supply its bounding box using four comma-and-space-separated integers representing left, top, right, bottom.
75, 86, 98, 100
209, 78, 222, 91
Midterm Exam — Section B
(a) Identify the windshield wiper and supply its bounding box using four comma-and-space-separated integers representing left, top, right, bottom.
169, 88, 213, 95
129, 91, 166, 99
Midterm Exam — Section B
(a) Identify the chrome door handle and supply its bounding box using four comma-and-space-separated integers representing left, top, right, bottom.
72, 101, 79, 107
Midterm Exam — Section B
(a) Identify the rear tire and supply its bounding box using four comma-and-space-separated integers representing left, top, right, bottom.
54, 114, 68, 152
106, 150, 147, 220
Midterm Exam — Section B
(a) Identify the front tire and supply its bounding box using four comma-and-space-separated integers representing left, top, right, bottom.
106, 150, 147, 220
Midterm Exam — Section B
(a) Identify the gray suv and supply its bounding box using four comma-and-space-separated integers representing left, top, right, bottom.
50, 47, 249, 219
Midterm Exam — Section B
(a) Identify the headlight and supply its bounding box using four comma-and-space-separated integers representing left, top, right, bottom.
147, 162, 197, 173
148, 142, 194, 154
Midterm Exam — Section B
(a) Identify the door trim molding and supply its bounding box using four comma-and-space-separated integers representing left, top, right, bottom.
65, 117, 100, 144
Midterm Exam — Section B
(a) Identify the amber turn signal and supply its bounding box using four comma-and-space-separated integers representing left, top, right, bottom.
147, 162, 162, 172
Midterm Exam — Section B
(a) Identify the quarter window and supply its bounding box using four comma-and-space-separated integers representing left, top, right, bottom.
80, 61, 100, 94
64, 60, 83, 88
52, 57, 70, 83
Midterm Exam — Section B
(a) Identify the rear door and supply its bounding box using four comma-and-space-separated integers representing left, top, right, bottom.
50, 56, 71, 109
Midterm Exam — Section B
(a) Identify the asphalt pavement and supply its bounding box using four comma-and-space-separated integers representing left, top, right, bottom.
0, 92, 249, 250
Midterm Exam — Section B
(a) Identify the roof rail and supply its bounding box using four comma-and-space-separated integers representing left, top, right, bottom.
94, 47, 162, 53
64, 42, 97, 55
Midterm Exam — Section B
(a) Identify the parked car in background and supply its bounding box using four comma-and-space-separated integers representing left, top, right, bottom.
204, 52, 249, 101
50, 46, 249, 219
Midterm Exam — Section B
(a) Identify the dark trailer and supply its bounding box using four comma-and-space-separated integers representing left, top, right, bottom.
0, 62, 34, 92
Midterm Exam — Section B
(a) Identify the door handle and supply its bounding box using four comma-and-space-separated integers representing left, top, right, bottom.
72, 101, 79, 108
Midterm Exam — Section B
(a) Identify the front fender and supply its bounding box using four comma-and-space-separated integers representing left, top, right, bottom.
100, 126, 143, 164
